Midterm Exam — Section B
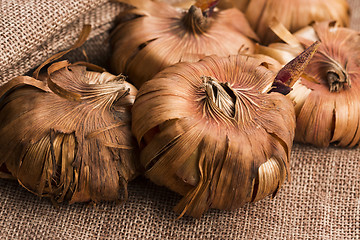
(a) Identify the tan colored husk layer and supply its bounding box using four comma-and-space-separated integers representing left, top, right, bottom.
132, 54, 296, 218
0, 60, 139, 203
220, 0, 349, 44
217, 0, 250, 12
257, 21, 360, 147
111, 0, 258, 88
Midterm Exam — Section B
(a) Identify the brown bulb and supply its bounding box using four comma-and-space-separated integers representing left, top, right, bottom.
0, 61, 139, 203
131, 54, 298, 218
257, 21, 360, 147
219, 0, 349, 44
111, 0, 258, 88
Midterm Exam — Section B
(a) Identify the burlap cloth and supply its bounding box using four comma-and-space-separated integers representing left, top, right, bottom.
0, 0, 359, 239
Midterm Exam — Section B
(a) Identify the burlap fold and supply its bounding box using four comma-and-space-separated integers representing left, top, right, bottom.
0, 0, 359, 239
0, 0, 125, 85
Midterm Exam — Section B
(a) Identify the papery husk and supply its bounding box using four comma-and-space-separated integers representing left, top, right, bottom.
0, 60, 139, 203
242, 0, 349, 44
245, 52, 283, 73
132, 54, 296, 218
257, 21, 360, 147
161, 0, 196, 9
111, 0, 258, 88
217, 0, 250, 12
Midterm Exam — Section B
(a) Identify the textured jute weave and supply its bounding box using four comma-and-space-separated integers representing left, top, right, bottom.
0, 0, 359, 239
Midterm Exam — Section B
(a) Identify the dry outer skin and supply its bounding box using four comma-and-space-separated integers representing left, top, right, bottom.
0, 61, 139, 203
244, 0, 349, 44
257, 21, 360, 147
111, 0, 258, 88
132, 55, 296, 218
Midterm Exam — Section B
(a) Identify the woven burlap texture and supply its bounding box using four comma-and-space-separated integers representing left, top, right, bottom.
0, 0, 125, 85
0, 0, 359, 239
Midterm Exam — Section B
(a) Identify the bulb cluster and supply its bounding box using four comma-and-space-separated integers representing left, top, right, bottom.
0, 0, 356, 218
